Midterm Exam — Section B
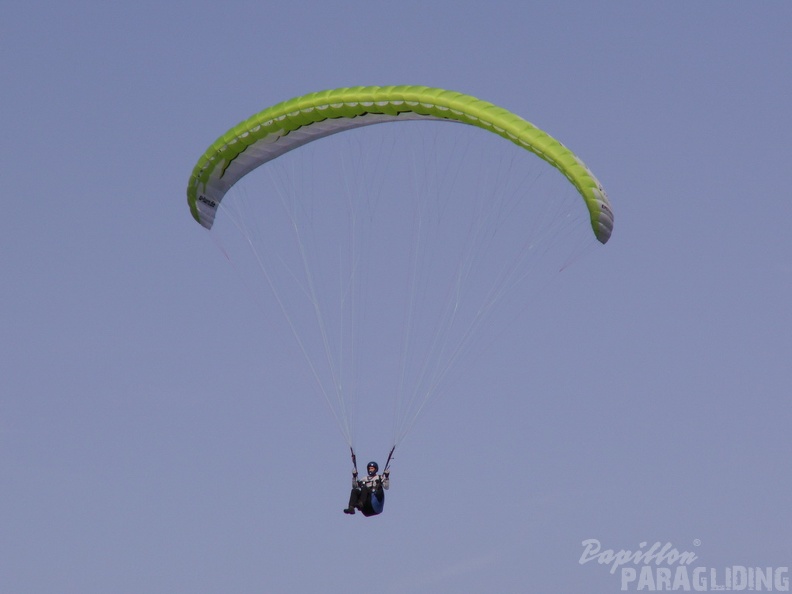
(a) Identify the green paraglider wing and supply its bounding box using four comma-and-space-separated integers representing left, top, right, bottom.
186, 85, 613, 243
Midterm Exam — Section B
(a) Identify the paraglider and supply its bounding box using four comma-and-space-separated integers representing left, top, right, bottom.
342, 446, 394, 517
344, 461, 390, 516
186, 86, 613, 515
186, 85, 612, 242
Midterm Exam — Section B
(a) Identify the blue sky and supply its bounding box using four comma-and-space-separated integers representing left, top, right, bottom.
2, 2, 791, 592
